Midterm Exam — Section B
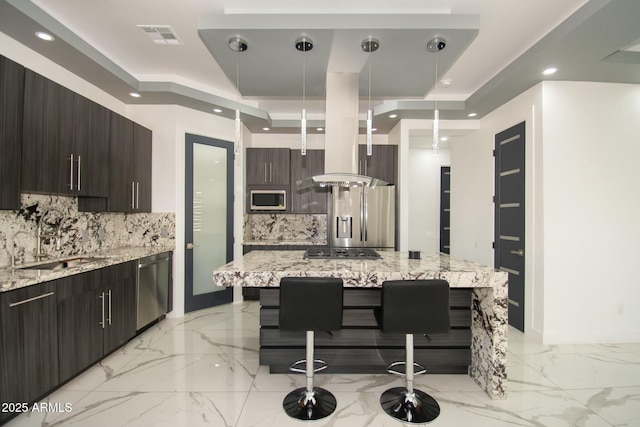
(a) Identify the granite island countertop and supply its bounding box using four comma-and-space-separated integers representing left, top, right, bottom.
213, 250, 506, 290
213, 249, 509, 400
1, 245, 175, 293
242, 239, 327, 246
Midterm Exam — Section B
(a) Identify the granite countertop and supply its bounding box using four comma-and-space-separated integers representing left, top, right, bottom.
242, 239, 327, 246
213, 250, 507, 290
0, 245, 175, 293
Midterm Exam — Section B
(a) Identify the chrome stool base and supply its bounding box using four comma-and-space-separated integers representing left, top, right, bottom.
380, 387, 440, 424
283, 387, 337, 420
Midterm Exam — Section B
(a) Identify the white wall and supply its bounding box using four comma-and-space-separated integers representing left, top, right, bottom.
407, 141, 450, 253
540, 81, 640, 343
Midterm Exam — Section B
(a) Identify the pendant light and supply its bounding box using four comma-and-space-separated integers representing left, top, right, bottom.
361, 38, 379, 156
427, 37, 446, 155
229, 36, 247, 155
296, 36, 313, 156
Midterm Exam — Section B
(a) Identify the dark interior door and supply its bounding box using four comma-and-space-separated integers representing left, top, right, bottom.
494, 121, 526, 331
185, 134, 233, 312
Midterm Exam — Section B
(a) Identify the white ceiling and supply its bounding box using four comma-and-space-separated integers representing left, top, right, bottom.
1, 0, 639, 133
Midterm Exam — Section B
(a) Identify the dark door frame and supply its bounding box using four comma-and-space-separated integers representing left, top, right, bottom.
184, 133, 233, 312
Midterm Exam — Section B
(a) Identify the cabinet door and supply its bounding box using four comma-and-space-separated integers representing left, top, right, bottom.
74, 95, 110, 197
102, 262, 137, 354
269, 148, 290, 185
56, 270, 103, 383
290, 149, 328, 213
358, 145, 398, 185
22, 70, 75, 195
246, 148, 271, 185
0, 282, 58, 408
108, 112, 135, 212
0, 56, 24, 210
133, 123, 152, 212
246, 148, 290, 185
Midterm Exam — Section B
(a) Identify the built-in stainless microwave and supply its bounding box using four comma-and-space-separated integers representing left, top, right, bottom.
250, 189, 287, 211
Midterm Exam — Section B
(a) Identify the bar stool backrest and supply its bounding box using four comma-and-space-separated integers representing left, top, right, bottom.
380, 280, 450, 334
279, 277, 344, 331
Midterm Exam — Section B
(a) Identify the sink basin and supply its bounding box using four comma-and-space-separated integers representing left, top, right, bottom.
18, 257, 106, 271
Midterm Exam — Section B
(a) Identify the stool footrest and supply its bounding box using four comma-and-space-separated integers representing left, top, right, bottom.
289, 359, 328, 374
386, 361, 427, 377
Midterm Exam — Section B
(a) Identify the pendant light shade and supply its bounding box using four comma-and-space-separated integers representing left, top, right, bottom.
362, 38, 379, 157
296, 37, 313, 156
427, 37, 446, 155
229, 36, 247, 156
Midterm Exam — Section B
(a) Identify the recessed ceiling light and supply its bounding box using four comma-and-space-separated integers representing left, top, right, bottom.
35, 31, 55, 41
213, 108, 222, 113
440, 137, 448, 141
439, 79, 452, 88
371, 128, 378, 132
262, 127, 270, 131
542, 67, 558, 75
389, 114, 398, 119
129, 92, 141, 98
316, 127, 324, 131
467, 112, 477, 117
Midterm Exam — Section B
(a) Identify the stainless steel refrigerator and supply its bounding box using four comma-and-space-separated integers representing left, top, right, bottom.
330, 185, 395, 248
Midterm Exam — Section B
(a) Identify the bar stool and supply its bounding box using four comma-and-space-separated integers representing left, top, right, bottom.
375, 279, 451, 424
279, 277, 344, 421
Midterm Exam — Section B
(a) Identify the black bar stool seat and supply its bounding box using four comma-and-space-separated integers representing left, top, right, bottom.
375, 279, 451, 424
279, 277, 343, 421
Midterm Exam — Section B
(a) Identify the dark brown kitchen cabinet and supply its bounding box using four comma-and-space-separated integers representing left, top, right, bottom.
246, 148, 290, 185
56, 263, 136, 383
21, 70, 110, 197
0, 55, 24, 210
290, 149, 328, 213
107, 113, 152, 212
0, 282, 58, 422
358, 144, 398, 185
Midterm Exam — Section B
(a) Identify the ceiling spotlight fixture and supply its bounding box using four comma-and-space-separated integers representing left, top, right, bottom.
35, 31, 55, 41
229, 36, 247, 156
542, 67, 558, 75
129, 92, 141, 98
316, 127, 324, 132
362, 37, 379, 157
467, 112, 478, 117
213, 108, 222, 113
439, 79, 452, 88
296, 36, 313, 156
262, 127, 270, 131
389, 114, 398, 119
427, 37, 446, 155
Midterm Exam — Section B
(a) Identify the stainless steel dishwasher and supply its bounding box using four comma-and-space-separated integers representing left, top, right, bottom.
136, 252, 171, 330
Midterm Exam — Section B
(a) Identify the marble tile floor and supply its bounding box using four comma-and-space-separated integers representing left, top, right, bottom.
6, 301, 640, 427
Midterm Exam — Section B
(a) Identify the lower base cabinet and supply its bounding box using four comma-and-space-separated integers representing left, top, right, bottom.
0, 282, 59, 424
0, 262, 137, 424
57, 263, 136, 383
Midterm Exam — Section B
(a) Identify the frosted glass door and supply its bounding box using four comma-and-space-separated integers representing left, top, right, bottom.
185, 134, 233, 312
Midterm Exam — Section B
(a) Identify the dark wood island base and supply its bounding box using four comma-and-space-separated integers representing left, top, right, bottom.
259, 287, 473, 374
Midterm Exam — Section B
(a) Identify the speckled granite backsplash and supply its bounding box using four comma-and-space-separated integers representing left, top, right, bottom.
0, 194, 175, 267
244, 214, 326, 242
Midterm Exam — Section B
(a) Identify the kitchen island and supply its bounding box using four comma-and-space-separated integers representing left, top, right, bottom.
213, 250, 508, 399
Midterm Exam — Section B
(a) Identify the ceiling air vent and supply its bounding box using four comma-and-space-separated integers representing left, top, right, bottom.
137, 25, 182, 45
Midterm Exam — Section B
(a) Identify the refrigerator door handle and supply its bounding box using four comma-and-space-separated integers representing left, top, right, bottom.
363, 188, 368, 242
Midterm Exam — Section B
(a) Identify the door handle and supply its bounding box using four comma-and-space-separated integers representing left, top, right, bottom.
510, 249, 524, 257
186, 243, 200, 250
69, 154, 75, 190
77, 155, 82, 191
99, 292, 105, 328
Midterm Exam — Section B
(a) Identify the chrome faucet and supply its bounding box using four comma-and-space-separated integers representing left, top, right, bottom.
10, 230, 32, 267
36, 208, 65, 260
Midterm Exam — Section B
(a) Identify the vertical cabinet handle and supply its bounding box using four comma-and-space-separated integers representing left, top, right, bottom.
136, 182, 140, 210
264, 163, 267, 183
77, 155, 82, 192
99, 292, 105, 328
107, 289, 112, 326
270, 163, 273, 182
131, 182, 135, 209
69, 154, 75, 190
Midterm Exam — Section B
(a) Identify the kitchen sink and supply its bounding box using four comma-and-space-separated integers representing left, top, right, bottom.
17, 257, 106, 271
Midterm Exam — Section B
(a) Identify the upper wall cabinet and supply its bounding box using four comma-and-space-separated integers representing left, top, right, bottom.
290, 149, 328, 214
21, 70, 109, 197
108, 113, 152, 212
0, 55, 24, 210
246, 148, 290, 185
358, 144, 398, 185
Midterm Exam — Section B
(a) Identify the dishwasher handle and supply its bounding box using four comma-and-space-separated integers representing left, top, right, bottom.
139, 256, 170, 269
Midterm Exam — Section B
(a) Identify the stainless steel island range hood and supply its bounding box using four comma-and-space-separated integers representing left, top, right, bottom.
296, 173, 388, 190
